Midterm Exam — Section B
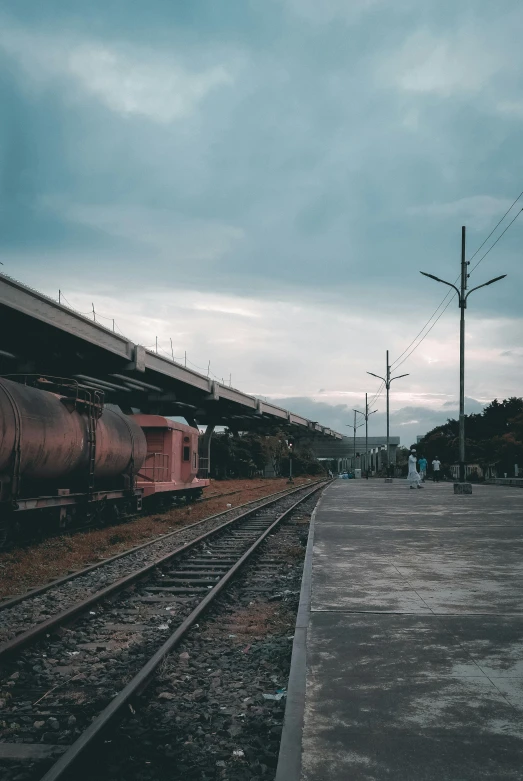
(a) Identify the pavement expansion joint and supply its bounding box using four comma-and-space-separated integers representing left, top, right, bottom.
277, 481, 523, 781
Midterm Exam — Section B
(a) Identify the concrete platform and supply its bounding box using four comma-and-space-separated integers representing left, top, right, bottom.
277, 480, 523, 780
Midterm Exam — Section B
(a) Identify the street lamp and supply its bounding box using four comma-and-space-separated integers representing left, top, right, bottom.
421, 225, 506, 487
367, 350, 409, 479
353, 393, 377, 478
346, 411, 365, 472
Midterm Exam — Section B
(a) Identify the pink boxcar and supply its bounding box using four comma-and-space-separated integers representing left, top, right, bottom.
132, 415, 209, 500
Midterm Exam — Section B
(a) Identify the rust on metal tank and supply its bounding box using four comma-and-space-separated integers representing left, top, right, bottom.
94, 408, 147, 478
0, 378, 146, 485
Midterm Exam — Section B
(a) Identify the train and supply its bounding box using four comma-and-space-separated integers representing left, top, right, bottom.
0, 375, 209, 545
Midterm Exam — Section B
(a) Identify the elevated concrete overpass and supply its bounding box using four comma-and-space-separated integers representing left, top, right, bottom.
0, 274, 341, 467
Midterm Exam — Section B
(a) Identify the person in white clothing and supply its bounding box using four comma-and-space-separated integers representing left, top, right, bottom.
432, 457, 441, 482
408, 449, 423, 489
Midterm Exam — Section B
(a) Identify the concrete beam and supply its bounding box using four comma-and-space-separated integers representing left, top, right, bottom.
0, 273, 343, 440
0, 274, 133, 359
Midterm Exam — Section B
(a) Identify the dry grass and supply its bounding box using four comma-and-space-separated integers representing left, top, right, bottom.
224, 602, 294, 642
280, 544, 306, 561
0, 478, 311, 600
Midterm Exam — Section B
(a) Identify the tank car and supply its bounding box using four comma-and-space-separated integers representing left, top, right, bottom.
0, 376, 209, 545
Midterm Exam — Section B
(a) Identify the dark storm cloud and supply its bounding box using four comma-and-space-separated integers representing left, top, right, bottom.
1, 0, 522, 315
273, 395, 487, 448
0, 0, 522, 437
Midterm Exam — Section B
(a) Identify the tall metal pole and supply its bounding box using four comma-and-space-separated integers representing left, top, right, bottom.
365, 393, 369, 478
347, 413, 365, 471
353, 403, 376, 477
353, 410, 356, 471
386, 350, 390, 475
420, 227, 506, 491
459, 226, 466, 483
367, 357, 408, 479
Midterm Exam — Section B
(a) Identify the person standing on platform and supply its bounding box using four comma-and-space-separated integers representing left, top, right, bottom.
408, 449, 423, 489
432, 457, 441, 482
418, 455, 428, 482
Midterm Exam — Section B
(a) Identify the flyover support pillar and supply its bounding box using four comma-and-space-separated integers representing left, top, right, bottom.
200, 423, 215, 479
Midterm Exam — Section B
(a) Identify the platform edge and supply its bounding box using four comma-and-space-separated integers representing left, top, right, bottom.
275, 486, 327, 781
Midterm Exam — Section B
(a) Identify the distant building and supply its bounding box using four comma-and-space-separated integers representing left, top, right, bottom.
450, 464, 484, 480
311, 435, 400, 475
416, 435, 423, 443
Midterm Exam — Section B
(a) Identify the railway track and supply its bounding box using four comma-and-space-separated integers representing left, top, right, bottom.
1, 480, 305, 552
0, 480, 321, 622
0, 481, 326, 781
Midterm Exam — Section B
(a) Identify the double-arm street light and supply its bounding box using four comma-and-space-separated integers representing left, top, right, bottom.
346, 411, 365, 472
421, 225, 506, 485
353, 393, 377, 477
367, 350, 409, 477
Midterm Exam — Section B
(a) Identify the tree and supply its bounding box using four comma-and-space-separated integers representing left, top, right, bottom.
415, 397, 523, 478
209, 430, 327, 478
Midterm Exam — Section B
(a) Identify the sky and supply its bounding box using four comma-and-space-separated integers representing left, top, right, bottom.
1, 0, 522, 448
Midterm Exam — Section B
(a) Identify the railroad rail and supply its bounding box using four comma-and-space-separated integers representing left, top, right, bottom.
0, 481, 327, 780
0, 480, 321, 614
0, 478, 308, 552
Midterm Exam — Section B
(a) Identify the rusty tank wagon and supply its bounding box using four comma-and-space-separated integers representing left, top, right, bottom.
0, 376, 209, 545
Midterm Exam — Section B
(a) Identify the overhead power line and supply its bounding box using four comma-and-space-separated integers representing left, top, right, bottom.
390, 189, 523, 371
369, 380, 385, 409
393, 297, 455, 372
469, 207, 523, 274
390, 290, 454, 370
467, 189, 523, 266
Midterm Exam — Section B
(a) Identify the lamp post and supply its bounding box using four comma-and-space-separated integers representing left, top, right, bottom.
346, 410, 365, 472
367, 350, 409, 478
353, 393, 377, 478
421, 225, 506, 487
288, 441, 294, 484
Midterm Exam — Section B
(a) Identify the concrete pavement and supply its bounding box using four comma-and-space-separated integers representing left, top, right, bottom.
281, 479, 523, 780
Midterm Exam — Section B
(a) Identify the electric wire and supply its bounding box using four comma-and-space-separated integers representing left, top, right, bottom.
392, 296, 455, 372
369, 381, 385, 409
467, 189, 523, 265
355, 380, 385, 419
58, 293, 93, 316
469, 206, 523, 273
390, 189, 523, 371
389, 289, 455, 370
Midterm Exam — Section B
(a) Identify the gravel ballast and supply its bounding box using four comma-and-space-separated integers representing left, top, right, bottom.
93, 493, 318, 781
0, 478, 312, 600
0, 487, 321, 781
0, 482, 316, 645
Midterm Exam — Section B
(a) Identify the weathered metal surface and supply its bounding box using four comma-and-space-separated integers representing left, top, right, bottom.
95, 406, 146, 478
14, 489, 141, 510
0, 377, 146, 486
132, 414, 208, 496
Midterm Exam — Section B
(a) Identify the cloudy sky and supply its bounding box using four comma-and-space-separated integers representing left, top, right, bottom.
1, 0, 522, 447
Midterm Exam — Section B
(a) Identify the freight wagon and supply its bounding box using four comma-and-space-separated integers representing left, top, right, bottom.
0, 376, 209, 545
